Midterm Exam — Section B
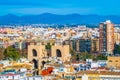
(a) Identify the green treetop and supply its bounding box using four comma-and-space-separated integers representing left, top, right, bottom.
3, 46, 20, 61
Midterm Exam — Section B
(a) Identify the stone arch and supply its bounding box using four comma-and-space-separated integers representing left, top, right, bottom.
32, 59, 38, 69
32, 49, 37, 56
42, 61, 46, 66
56, 49, 62, 57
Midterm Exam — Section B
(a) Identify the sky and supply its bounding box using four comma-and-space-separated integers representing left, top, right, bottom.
0, 0, 120, 15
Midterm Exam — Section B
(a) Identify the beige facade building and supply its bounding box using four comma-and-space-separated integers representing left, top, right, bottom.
107, 56, 120, 68
114, 32, 120, 44
99, 20, 114, 54
65, 38, 99, 53
91, 38, 99, 53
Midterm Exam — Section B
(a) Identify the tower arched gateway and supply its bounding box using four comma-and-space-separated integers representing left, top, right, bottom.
28, 43, 47, 75
51, 45, 70, 62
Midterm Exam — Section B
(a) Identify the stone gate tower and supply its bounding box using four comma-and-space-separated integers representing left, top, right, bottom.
51, 45, 70, 62
28, 43, 47, 74
28, 43, 70, 75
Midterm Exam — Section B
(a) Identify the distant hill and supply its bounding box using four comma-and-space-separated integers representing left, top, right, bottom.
0, 13, 120, 24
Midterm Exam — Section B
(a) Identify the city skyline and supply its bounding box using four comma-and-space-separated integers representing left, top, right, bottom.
0, 0, 120, 15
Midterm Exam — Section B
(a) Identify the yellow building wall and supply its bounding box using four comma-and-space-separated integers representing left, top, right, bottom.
107, 56, 120, 68
87, 74, 100, 80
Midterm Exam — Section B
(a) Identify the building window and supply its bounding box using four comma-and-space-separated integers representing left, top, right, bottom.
109, 60, 112, 62
116, 60, 118, 62
32, 49, 37, 56
56, 49, 62, 57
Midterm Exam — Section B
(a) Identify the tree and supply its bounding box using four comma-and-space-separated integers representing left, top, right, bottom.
45, 43, 51, 50
70, 49, 76, 56
3, 46, 20, 60
70, 49, 77, 61
70, 50, 95, 61
45, 43, 52, 57
79, 52, 94, 61
76, 54, 80, 61
0, 48, 4, 60
97, 54, 107, 60
114, 44, 120, 55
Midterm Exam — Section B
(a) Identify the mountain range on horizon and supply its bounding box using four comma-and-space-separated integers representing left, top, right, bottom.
0, 13, 120, 25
